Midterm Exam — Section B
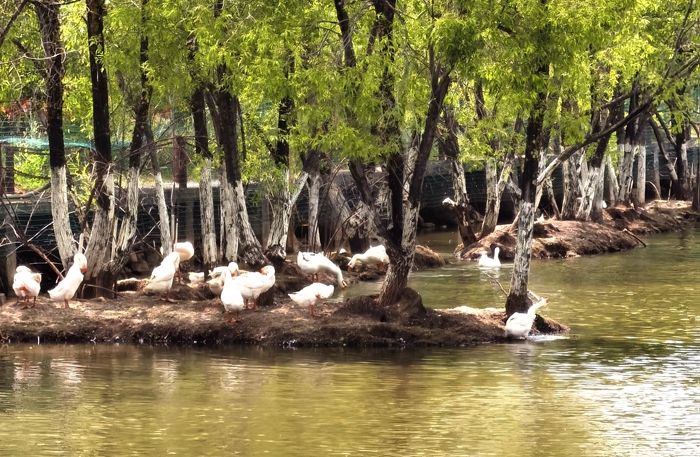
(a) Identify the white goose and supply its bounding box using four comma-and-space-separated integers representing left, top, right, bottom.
173, 241, 194, 263
13, 265, 42, 306
48, 252, 88, 308
289, 283, 334, 317
220, 269, 245, 323
478, 247, 501, 268
188, 272, 205, 284
173, 241, 194, 282
207, 262, 239, 295
297, 252, 347, 288
143, 252, 180, 299
232, 265, 276, 309
348, 245, 389, 272
505, 300, 547, 339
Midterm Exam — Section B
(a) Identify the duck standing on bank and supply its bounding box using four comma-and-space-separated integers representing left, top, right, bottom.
478, 246, 501, 268
505, 299, 547, 339
297, 252, 347, 288
173, 241, 195, 282
288, 283, 335, 317
232, 265, 276, 309
220, 268, 245, 323
348, 245, 389, 272
207, 262, 239, 295
143, 252, 180, 300
13, 265, 42, 307
48, 252, 88, 309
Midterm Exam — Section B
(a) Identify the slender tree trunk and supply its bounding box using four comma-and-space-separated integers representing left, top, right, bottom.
84, 0, 115, 297
265, 171, 308, 261
506, 89, 549, 316
146, 126, 172, 255
303, 150, 322, 251
481, 155, 514, 236
561, 150, 583, 219
437, 107, 478, 246
35, 0, 74, 269
604, 154, 619, 204
190, 86, 217, 269
651, 142, 661, 199
219, 164, 237, 261
649, 117, 680, 198
633, 143, 647, 206
675, 127, 691, 199
111, 0, 150, 275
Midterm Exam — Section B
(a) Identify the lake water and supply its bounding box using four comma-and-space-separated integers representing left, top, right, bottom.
1, 229, 698, 456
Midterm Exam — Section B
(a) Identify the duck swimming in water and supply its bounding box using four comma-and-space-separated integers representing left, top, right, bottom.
478, 246, 501, 268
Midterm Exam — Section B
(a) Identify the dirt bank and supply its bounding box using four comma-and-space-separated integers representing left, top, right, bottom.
0, 283, 566, 347
460, 200, 699, 260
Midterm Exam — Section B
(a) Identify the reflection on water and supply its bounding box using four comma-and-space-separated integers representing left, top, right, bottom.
1, 229, 699, 456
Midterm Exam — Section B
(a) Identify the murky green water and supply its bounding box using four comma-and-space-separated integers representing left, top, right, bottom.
1, 229, 699, 456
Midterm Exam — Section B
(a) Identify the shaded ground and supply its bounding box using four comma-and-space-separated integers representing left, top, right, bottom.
0, 285, 566, 347
460, 200, 699, 260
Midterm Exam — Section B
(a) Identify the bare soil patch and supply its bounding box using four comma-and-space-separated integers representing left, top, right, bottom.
459, 200, 698, 260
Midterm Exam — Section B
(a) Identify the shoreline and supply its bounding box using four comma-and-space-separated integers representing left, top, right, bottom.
5, 200, 696, 349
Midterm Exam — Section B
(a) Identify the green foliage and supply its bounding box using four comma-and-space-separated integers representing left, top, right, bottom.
0, 0, 697, 194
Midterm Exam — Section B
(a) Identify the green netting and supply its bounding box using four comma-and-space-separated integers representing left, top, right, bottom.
0, 136, 92, 150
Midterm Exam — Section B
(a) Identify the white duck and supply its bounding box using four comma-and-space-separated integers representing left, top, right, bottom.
174, 241, 194, 263
297, 252, 347, 288
505, 299, 547, 339
232, 265, 275, 309
188, 272, 205, 284
348, 245, 389, 272
173, 241, 194, 282
48, 252, 88, 308
207, 262, 239, 295
289, 283, 334, 317
143, 252, 180, 299
478, 246, 501, 268
220, 269, 245, 323
13, 265, 42, 306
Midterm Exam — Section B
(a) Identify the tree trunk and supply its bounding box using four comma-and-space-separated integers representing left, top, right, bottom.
265, 171, 307, 262
633, 143, 646, 206
649, 117, 680, 198
84, 0, 115, 297
561, 150, 583, 219
306, 172, 322, 250
111, 0, 150, 275
219, 164, 238, 261
437, 107, 478, 246
506, 88, 549, 316
147, 127, 172, 255
506, 200, 535, 315
675, 127, 691, 199
212, 88, 264, 267
190, 86, 217, 269
651, 143, 661, 199
35, 0, 75, 269
604, 154, 619, 204
481, 155, 514, 236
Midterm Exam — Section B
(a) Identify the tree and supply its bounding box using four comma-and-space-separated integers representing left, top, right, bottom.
34, 0, 75, 269
83, 0, 115, 296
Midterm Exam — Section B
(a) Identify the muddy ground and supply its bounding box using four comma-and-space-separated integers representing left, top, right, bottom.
460, 200, 699, 260
0, 284, 566, 347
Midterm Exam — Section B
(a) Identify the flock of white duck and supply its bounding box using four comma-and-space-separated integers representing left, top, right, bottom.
11, 240, 545, 338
